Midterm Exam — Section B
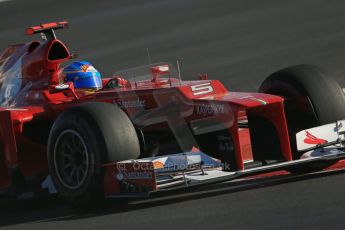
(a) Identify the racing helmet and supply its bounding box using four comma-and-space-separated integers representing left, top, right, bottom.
63, 61, 102, 90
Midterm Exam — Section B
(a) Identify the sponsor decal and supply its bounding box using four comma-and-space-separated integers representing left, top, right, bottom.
250, 98, 267, 105
303, 131, 327, 145
191, 146, 200, 152
115, 99, 146, 109
81, 64, 90, 72
236, 95, 267, 105
116, 172, 124, 181
0, 56, 23, 106
191, 82, 214, 96
153, 161, 165, 169
116, 171, 153, 181
196, 103, 225, 116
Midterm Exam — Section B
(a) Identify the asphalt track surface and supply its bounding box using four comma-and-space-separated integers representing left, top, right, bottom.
0, 0, 345, 229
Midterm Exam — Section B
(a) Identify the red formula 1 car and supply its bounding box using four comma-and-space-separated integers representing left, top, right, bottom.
0, 21, 345, 206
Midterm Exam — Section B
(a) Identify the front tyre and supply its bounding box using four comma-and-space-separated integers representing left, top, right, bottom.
259, 65, 345, 173
48, 102, 140, 207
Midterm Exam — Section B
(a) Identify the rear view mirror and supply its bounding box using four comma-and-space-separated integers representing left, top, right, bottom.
50, 82, 79, 100
54, 84, 70, 90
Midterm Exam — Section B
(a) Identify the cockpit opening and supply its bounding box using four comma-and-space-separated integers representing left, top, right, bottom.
48, 41, 69, 61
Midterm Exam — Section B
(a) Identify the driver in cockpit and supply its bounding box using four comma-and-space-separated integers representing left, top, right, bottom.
62, 61, 103, 94
62, 61, 130, 92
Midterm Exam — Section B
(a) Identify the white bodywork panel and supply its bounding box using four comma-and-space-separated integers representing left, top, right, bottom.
296, 120, 345, 152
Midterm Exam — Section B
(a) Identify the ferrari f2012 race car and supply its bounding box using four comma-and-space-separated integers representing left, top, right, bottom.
0, 21, 345, 206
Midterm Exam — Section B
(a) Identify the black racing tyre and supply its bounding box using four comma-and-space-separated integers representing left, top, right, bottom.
259, 64, 345, 173
48, 102, 140, 207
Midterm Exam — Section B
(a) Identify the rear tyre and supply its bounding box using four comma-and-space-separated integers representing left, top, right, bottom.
48, 102, 140, 208
259, 65, 345, 173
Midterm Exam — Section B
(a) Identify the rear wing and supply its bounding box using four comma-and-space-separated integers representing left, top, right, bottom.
296, 120, 345, 151
25, 21, 68, 41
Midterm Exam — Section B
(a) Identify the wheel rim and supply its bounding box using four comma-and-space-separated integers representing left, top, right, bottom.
54, 130, 90, 190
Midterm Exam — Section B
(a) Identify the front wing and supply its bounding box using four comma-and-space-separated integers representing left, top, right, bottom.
42, 120, 345, 198
102, 147, 345, 198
